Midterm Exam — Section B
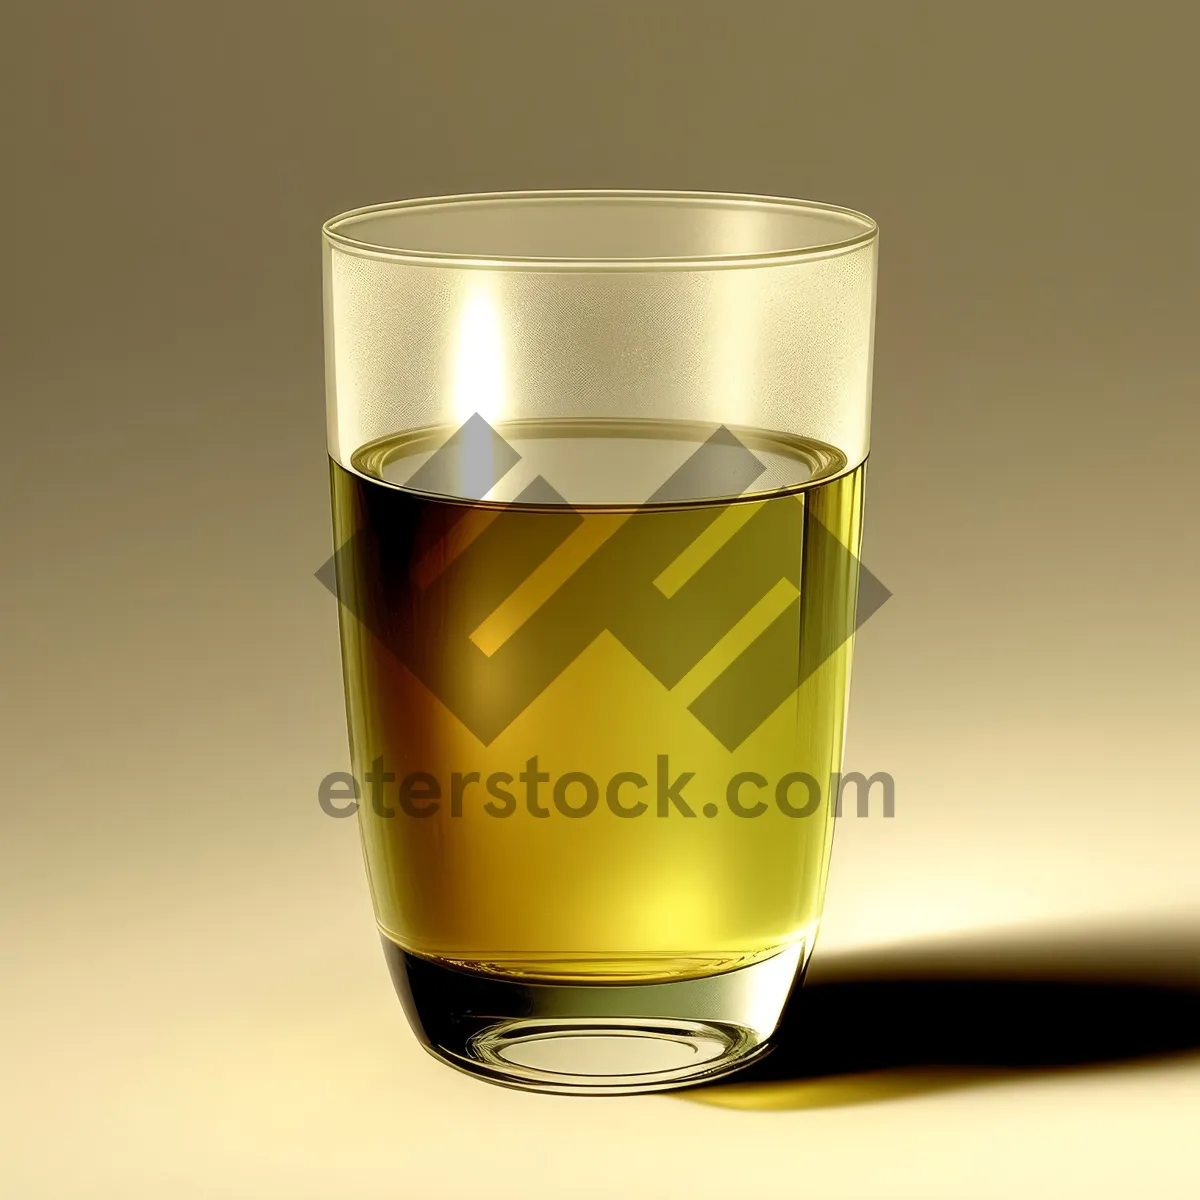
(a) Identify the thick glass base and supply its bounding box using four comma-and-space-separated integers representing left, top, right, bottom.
382, 937, 810, 1095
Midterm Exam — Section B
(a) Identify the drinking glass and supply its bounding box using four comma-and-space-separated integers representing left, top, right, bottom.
322, 191, 878, 1093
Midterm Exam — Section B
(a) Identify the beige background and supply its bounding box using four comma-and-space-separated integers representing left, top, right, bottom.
2, 2, 1197, 1196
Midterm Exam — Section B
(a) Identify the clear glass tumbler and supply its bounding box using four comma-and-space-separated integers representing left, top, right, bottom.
322, 191, 878, 1093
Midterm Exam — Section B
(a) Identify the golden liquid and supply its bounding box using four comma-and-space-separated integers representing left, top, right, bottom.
330, 419, 864, 983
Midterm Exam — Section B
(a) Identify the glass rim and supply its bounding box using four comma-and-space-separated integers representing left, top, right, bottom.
322, 189, 877, 272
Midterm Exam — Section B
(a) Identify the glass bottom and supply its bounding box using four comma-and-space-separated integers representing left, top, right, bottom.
382, 936, 810, 1095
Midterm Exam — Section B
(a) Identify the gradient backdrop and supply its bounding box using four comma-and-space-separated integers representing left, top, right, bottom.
2, 2, 1197, 1196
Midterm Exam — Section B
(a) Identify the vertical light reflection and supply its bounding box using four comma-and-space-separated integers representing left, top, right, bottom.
451, 285, 509, 499
453, 286, 507, 427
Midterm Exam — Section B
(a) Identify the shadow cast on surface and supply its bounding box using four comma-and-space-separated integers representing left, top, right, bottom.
682, 919, 1200, 1111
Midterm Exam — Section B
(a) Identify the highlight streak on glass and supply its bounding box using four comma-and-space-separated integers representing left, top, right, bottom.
452, 289, 507, 427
